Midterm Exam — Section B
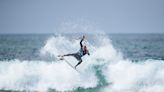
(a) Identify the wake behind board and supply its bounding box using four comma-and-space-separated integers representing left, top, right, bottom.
58, 57, 79, 73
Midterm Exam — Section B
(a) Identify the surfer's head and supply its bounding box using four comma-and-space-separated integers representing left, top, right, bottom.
84, 46, 87, 50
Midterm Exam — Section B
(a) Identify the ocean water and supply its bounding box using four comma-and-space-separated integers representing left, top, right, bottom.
0, 34, 164, 92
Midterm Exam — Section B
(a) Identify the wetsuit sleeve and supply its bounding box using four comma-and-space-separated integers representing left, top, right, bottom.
80, 38, 84, 48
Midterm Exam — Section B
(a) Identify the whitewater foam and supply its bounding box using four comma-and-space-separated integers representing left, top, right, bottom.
0, 35, 164, 92
0, 59, 98, 91
103, 59, 164, 92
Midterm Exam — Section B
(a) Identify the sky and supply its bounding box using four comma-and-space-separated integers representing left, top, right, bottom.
0, 0, 164, 34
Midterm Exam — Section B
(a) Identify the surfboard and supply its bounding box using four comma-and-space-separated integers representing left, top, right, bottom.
64, 59, 79, 73
58, 56, 79, 73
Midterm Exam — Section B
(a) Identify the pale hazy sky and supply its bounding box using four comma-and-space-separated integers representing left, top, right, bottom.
0, 0, 164, 34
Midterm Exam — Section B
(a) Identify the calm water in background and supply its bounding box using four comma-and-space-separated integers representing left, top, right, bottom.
0, 34, 163, 61
109, 34, 164, 61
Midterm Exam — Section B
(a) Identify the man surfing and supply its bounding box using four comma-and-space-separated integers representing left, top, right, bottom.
59, 35, 90, 69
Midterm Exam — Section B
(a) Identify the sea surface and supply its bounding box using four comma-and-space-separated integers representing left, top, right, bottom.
0, 34, 164, 92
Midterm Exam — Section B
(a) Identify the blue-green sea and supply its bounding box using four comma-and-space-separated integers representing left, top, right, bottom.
0, 34, 164, 92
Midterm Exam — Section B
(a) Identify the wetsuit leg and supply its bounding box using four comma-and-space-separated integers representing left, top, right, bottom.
64, 53, 83, 69
63, 53, 76, 57
75, 59, 82, 69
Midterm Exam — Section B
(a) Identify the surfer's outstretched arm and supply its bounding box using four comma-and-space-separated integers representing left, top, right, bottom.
80, 38, 84, 48
80, 36, 85, 48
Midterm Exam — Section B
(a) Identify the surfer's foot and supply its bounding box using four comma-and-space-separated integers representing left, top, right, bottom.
58, 55, 64, 57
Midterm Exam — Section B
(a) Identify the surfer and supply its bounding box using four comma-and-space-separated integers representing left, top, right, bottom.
59, 35, 90, 69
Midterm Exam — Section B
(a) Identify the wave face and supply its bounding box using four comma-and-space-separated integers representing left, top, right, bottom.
0, 35, 164, 92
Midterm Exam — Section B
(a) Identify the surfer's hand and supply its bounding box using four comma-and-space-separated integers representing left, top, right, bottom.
82, 35, 85, 39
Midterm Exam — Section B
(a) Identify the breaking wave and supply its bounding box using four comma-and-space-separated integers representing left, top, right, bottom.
0, 35, 164, 92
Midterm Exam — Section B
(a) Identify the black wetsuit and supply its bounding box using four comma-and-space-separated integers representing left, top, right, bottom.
63, 38, 90, 68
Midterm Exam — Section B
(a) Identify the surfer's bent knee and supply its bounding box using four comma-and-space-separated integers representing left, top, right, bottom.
78, 60, 82, 64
